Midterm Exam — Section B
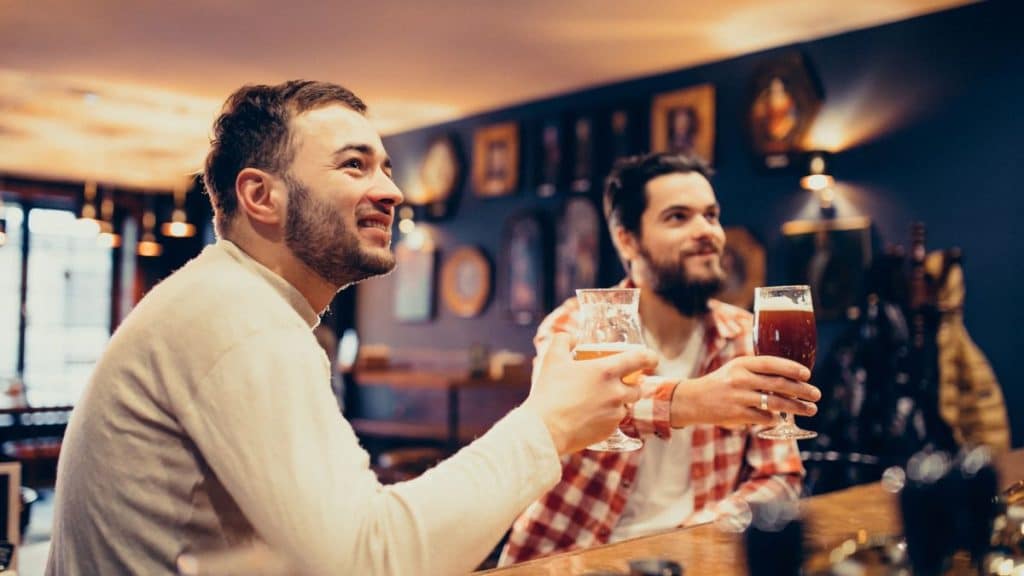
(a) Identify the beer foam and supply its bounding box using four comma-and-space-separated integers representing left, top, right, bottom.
756, 297, 813, 312
573, 342, 647, 353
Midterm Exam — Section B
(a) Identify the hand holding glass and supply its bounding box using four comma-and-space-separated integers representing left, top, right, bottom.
754, 285, 818, 440
574, 288, 645, 452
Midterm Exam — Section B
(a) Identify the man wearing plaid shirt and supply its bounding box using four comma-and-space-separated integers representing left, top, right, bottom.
500, 152, 821, 565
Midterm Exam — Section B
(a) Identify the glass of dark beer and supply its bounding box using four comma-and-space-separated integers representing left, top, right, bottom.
754, 285, 818, 440
574, 288, 645, 452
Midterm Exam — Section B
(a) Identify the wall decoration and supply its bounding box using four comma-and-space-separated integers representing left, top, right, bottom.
782, 217, 872, 321
533, 117, 564, 198
554, 197, 601, 305
571, 116, 595, 193
472, 121, 520, 198
440, 246, 492, 318
415, 134, 462, 219
503, 213, 548, 325
608, 107, 639, 167
719, 226, 766, 310
393, 240, 436, 323
651, 84, 715, 165
747, 52, 823, 169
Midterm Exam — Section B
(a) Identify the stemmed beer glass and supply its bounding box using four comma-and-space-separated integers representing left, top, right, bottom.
754, 285, 818, 440
574, 288, 646, 452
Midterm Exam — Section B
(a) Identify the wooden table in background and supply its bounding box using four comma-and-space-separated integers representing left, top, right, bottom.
350, 368, 529, 450
481, 449, 1024, 575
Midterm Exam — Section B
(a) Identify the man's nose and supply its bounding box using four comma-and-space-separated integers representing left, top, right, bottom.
369, 171, 404, 207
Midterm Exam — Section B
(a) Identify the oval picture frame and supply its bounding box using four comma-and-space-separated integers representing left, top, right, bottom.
440, 246, 492, 318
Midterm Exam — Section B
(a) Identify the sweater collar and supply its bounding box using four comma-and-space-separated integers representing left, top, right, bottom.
215, 240, 321, 329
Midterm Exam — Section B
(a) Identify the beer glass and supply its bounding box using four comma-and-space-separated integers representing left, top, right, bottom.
754, 285, 818, 440
574, 288, 645, 452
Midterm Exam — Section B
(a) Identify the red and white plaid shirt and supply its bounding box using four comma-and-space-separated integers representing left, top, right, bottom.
499, 281, 804, 566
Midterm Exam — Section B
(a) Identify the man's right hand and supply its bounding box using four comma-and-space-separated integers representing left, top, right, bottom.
523, 333, 658, 455
669, 355, 821, 428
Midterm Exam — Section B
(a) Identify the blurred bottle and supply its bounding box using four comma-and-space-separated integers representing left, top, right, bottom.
744, 501, 804, 576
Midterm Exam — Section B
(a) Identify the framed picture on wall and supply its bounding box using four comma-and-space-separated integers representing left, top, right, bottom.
651, 83, 715, 165
719, 226, 766, 310
571, 116, 595, 193
472, 121, 520, 198
414, 134, 463, 219
440, 246, 492, 318
533, 117, 564, 198
782, 217, 872, 321
607, 106, 641, 168
393, 239, 436, 322
747, 52, 823, 169
503, 213, 548, 325
554, 197, 601, 305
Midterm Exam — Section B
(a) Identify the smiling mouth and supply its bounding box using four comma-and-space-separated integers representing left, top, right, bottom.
357, 219, 391, 232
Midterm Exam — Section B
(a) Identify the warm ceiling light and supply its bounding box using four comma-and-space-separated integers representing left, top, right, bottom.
97, 186, 121, 248
160, 209, 195, 238
160, 180, 197, 238
79, 180, 100, 224
137, 207, 162, 257
137, 237, 162, 256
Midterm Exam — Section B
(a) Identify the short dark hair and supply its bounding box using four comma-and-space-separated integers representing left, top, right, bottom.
602, 152, 713, 237
203, 80, 367, 235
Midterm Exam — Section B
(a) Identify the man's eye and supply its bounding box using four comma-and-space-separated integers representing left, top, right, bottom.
341, 158, 364, 170
706, 212, 720, 222
667, 212, 687, 222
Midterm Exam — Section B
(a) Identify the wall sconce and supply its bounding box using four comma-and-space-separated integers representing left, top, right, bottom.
137, 205, 162, 257
160, 181, 196, 238
97, 186, 121, 248
800, 151, 836, 216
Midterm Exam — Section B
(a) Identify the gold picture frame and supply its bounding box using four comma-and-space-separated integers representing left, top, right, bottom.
472, 122, 520, 197
651, 84, 715, 165
441, 246, 492, 318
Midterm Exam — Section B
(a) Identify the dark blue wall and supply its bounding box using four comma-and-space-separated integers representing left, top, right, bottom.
359, 1, 1024, 445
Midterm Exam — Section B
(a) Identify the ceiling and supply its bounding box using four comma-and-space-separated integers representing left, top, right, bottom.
0, 0, 971, 191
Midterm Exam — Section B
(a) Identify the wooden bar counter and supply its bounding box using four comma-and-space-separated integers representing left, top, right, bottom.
480, 449, 1024, 576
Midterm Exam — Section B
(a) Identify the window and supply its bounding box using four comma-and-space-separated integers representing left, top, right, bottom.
0, 203, 24, 383
1, 201, 113, 406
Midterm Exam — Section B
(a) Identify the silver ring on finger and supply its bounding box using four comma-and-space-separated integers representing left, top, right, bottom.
759, 392, 769, 411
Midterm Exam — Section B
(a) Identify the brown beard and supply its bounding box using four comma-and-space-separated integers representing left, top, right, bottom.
637, 242, 724, 317
283, 173, 395, 288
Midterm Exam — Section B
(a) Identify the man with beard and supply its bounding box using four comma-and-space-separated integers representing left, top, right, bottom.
46, 81, 656, 576
500, 152, 821, 565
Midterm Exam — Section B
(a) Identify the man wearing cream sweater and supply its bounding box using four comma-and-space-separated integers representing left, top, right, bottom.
45, 80, 656, 576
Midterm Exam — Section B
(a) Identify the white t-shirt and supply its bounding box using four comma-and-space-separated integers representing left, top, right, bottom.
610, 324, 704, 543
46, 241, 561, 575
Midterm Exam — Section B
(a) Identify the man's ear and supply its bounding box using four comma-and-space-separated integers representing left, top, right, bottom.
235, 168, 285, 225
613, 225, 639, 263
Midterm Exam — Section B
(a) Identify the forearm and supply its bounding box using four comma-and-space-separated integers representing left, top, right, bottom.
386, 406, 561, 574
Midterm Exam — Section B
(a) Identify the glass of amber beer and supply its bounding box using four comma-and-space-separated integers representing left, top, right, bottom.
574, 288, 645, 452
754, 285, 818, 440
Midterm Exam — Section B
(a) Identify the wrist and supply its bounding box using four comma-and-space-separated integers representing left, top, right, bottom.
669, 378, 701, 428
522, 400, 569, 455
